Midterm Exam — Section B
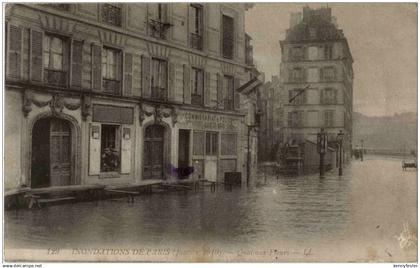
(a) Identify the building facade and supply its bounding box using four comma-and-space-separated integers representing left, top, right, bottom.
279, 7, 353, 159
257, 75, 284, 161
5, 3, 259, 191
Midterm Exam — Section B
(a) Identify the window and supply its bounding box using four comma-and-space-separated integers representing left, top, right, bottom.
221, 133, 237, 155
309, 27, 316, 39
322, 67, 335, 81
222, 15, 234, 59
324, 110, 334, 127
321, 88, 337, 104
46, 4, 71, 11
288, 89, 306, 105
308, 46, 318, 60
102, 4, 122, 27
191, 68, 204, 105
151, 58, 168, 100
290, 68, 303, 82
223, 75, 234, 110
102, 47, 121, 94
100, 124, 120, 172
307, 68, 319, 82
44, 34, 68, 86
149, 4, 169, 39
205, 132, 218, 155
190, 4, 203, 50
324, 44, 333, 59
288, 111, 304, 127
290, 46, 303, 61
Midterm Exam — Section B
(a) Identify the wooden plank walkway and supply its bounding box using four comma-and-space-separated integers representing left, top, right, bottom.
28, 184, 105, 195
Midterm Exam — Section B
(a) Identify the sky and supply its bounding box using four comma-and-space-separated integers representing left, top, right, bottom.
245, 3, 417, 117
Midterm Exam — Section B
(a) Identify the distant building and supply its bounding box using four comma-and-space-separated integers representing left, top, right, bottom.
279, 6, 354, 160
258, 76, 284, 161
5, 3, 261, 191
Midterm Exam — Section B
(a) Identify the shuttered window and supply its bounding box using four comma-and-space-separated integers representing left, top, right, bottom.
324, 110, 334, 127
8, 24, 22, 79
151, 58, 167, 100
102, 47, 121, 95
189, 4, 203, 50
191, 67, 204, 106
223, 75, 234, 110
44, 34, 68, 87
222, 15, 234, 59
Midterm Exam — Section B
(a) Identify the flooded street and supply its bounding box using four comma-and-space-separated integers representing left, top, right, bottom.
5, 156, 417, 262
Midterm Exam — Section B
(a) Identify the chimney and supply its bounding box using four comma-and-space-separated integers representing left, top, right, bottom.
290, 12, 302, 28
331, 16, 338, 28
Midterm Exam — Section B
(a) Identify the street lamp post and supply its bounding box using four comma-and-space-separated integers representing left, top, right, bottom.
337, 130, 344, 176
246, 111, 261, 188
317, 128, 328, 178
360, 139, 364, 162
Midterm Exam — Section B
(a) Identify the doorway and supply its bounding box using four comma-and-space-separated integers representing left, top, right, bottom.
143, 124, 165, 180
31, 117, 72, 188
178, 129, 190, 179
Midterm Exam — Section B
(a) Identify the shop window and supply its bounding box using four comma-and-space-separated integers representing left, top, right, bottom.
151, 58, 168, 100
221, 133, 237, 155
205, 132, 218, 155
190, 4, 203, 50
100, 124, 120, 172
222, 14, 234, 59
102, 47, 121, 94
44, 34, 68, 87
193, 131, 205, 155
102, 4, 122, 27
191, 67, 204, 105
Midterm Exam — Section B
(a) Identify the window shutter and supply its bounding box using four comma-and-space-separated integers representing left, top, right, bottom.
320, 68, 324, 82
30, 29, 43, 82
320, 89, 324, 105
121, 126, 132, 174
204, 71, 211, 107
168, 61, 175, 101
132, 54, 141, 97
89, 123, 101, 175
141, 55, 151, 98
183, 64, 191, 104
91, 44, 102, 92
71, 39, 83, 88
234, 78, 241, 110
123, 52, 133, 96
217, 73, 224, 109
334, 89, 338, 104
8, 24, 22, 79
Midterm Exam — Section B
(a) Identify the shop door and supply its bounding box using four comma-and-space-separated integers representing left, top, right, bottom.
178, 129, 190, 179
31, 118, 71, 188
49, 118, 71, 186
204, 132, 218, 182
144, 125, 164, 180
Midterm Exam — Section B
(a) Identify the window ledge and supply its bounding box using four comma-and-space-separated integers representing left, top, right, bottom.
99, 172, 120, 179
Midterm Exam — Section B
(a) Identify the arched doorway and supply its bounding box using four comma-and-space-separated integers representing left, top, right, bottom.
143, 124, 165, 180
31, 117, 72, 188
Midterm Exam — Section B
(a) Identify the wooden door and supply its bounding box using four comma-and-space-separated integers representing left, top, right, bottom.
143, 125, 164, 180
178, 129, 190, 179
49, 118, 71, 186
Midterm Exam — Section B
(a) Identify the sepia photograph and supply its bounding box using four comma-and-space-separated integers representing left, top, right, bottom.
2, 1, 418, 264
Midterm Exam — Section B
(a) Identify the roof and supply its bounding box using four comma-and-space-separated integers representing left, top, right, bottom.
284, 7, 345, 42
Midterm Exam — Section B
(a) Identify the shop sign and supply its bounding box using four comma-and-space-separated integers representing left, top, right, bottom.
180, 111, 239, 130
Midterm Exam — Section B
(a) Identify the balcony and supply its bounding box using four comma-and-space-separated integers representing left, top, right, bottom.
151, 87, 167, 101
191, 94, 203, 106
149, 19, 171, 39
44, 69, 67, 87
103, 79, 121, 95
224, 99, 234, 110
102, 4, 122, 27
190, 33, 203, 50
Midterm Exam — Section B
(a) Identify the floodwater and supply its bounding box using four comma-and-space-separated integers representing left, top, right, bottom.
4, 155, 417, 262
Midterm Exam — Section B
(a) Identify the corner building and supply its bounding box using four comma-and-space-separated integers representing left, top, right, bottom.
279, 7, 354, 160
5, 3, 259, 190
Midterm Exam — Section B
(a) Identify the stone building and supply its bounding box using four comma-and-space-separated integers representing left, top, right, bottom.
4, 3, 260, 191
257, 75, 284, 161
279, 6, 353, 160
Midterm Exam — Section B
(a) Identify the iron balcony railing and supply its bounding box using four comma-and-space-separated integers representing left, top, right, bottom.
44, 69, 67, 87
103, 79, 121, 95
102, 4, 122, 27
151, 87, 167, 101
191, 94, 203, 106
190, 33, 203, 50
149, 19, 171, 39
